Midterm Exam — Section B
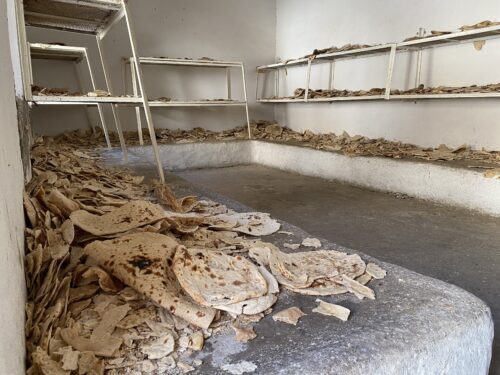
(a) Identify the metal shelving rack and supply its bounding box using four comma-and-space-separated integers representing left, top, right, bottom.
257, 24, 500, 103
123, 57, 252, 144
14, 0, 165, 182
29, 42, 114, 147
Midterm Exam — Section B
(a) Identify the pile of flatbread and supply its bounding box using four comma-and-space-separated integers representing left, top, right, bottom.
24, 138, 387, 374
249, 243, 386, 299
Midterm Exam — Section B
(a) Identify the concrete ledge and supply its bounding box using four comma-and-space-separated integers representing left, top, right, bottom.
170, 183, 494, 375
251, 141, 500, 217
101, 140, 500, 216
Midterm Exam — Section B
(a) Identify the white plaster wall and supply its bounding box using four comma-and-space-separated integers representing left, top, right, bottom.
27, 0, 276, 136
0, 0, 27, 373
274, 0, 500, 150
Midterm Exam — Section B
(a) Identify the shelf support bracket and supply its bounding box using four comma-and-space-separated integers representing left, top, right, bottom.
240, 64, 252, 139
122, 1, 165, 183
226, 68, 232, 100
414, 28, 425, 87
84, 47, 111, 148
129, 58, 144, 145
385, 44, 397, 100
328, 61, 335, 90
96, 35, 128, 159
305, 59, 312, 102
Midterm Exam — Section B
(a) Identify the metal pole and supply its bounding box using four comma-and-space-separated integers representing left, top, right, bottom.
385, 44, 397, 100
255, 69, 261, 100
96, 35, 128, 159
240, 64, 252, 139
130, 58, 144, 145
415, 28, 424, 88
84, 48, 112, 148
74, 61, 95, 131
305, 59, 312, 102
328, 61, 335, 90
122, 1, 165, 183
15, 0, 33, 100
275, 69, 279, 98
226, 67, 232, 100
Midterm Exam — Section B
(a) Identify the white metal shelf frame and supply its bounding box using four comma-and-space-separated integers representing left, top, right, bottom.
29, 42, 113, 148
15, 0, 166, 182
123, 57, 252, 144
256, 24, 500, 103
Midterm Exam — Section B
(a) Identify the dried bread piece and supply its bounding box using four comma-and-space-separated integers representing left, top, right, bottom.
301, 237, 321, 248
154, 182, 198, 213
84, 232, 216, 329
287, 276, 348, 296
283, 243, 300, 250
60, 325, 123, 357
32, 346, 70, 375
312, 299, 350, 321
366, 263, 387, 279
355, 273, 372, 285
173, 247, 268, 307
340, 276, 375, 300
272, 307, 306, 325
231, 323, 257, 342
71, 200, 165, 236
210, 212, 280, 236
250, 246, 365, 290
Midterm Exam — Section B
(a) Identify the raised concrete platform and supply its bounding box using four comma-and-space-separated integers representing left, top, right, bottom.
98, 155, 494, 374
171, 178, 496, 374
103, 140, 500, 217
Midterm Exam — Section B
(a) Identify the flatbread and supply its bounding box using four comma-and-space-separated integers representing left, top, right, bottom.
210, 212, 280, 236
250, 246, 365, 290
173, 247, 268, 307
213, 267, 279, 315
71, 200, 165, 236
84, 232, 216, 329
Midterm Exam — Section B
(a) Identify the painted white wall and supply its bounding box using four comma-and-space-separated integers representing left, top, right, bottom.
27, 0, 276, 136
274, 0, 500, 150
0, 0, 27, 373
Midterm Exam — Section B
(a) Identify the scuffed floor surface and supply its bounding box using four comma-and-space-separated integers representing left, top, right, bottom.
176, 164, 500, 374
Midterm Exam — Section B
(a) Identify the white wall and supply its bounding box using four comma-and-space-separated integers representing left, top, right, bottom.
0, 0, 27, 373
274, 0, 500, 150
27, 0, 276, 136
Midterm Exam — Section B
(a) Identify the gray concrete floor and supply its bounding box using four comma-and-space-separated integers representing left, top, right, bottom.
176, 164, 500, 374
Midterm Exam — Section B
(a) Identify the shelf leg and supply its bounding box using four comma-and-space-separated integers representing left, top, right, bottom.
123, 1, 165, 183
15, 0, 32, 100
275, 69, 279, 98
328, 61, 335, 90
96, 35, 128, 159
84, 48, 111, 148
240, 64, 252, 140
74, 61, 94, 131
226, 67, 232, 100
415, 28, 424, 87
130, 58, 144, 145
255, 70, 261, 100
305, 59, 312, 102
385, 44, 397, 100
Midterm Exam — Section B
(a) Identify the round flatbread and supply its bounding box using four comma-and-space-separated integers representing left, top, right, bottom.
173, 247, 268, 307
71, 200, 165, 236
250, 246, 366, 290
84, 232, 216, 329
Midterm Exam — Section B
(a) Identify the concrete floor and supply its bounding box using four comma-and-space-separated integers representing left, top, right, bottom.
176, 164, 500, 374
